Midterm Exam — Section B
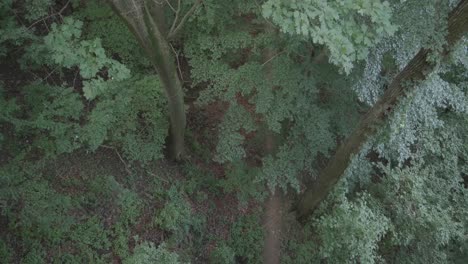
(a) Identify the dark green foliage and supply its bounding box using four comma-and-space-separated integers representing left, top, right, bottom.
0, 240, 13, 263
24, 0, 53, 22
19, 84, 83, 156
0, 155, 174, 263
218, 162, 267, 207
209, 243, 236, 264
0, 1, 33, 57
123, 242, 181, 264
82, 75, 168, 163
75, 0, 151, 71
153, 183, 207, 260
154, 186, 193, 233
1, 0, 468, 263
228, 214, 264, 263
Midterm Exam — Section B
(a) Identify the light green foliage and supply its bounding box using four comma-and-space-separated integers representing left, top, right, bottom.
284, 50, 468, 262
22, 17, 130, 100
353, 0, 455, 106
451, 37, 468, 70
292, 97, 468, 263
124, 242, 182, 264
390, 0, 452, 65
263, 0, 397, 73
376, 63, 468, 164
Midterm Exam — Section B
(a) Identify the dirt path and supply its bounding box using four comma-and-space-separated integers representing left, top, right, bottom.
263, 190, 283, 264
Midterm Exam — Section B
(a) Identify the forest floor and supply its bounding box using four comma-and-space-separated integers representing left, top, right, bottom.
0, 30, 288, 264
263, 191, 284, 264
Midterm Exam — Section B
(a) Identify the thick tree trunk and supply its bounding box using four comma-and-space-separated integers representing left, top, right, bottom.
109, 0, 186, 160
296, 0, 468, 220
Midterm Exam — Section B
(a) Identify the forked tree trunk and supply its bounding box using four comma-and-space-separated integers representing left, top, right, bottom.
297, 0, 468, 220
109, 0, 186, 160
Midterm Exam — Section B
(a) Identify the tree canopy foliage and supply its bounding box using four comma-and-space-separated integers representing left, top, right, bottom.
0, 0, 467, 263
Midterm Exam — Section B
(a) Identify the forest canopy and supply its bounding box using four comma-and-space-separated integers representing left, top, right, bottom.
0, 0, 467, 263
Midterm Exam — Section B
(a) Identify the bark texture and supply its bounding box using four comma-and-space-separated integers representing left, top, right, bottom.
109, 0, 186, 160
297, 0, 468, 220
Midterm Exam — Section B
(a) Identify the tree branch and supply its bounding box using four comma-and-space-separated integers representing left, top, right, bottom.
170, 43, 185, 82
295, 0, 468, 221
165, 0, 177, 13
27, 0, 70, 29
167, 0, 201, 40
168, 0, 181, 36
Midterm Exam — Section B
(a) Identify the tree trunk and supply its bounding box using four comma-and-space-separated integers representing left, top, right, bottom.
296, 0, 468, 220
109, 0, 186, 160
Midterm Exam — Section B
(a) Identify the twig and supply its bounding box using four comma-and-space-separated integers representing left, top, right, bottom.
261, 50, 285, 66
100, 145, 133, 175
72, 69, 79, 88
41, 65, 60, 83
165, 0, 177, 13
170, 43, 184, 82
27, 0, 71, 29
148, 171, 169, 183
168, 0, 181, 36
167, 0, 201, 40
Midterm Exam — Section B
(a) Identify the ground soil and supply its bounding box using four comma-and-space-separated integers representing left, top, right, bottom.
263, 191, 284, 264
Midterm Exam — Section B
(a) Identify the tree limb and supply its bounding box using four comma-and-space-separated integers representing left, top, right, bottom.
295, 0, 468, 221
167, 0, 201, 40
165, 0, 177, 13
27, 0, 70, 29
168, 0, 181, 36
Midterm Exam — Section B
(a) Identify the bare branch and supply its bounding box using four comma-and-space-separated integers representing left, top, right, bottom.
165, 0, 177, 13
100, 145, 133, 175
27, 0, 70, 29
170, 43, 184, 82
167, 0, 201, 40
261, 50, 285, 66
168, 0, 181, 36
